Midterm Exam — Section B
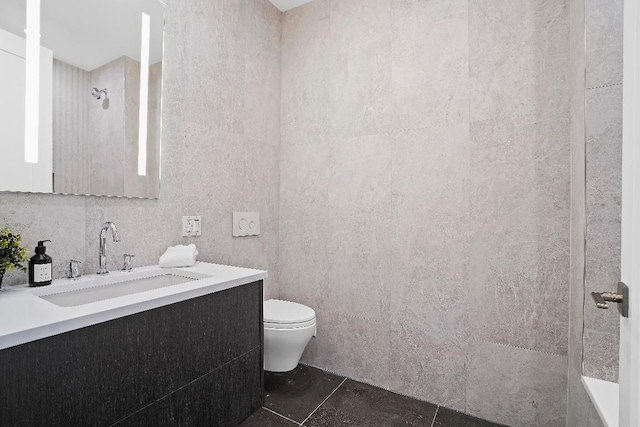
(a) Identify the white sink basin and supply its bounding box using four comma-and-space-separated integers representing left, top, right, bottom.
30, 269, 211, 307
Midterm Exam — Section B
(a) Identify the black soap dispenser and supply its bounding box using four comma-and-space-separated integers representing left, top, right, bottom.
29, 240, 53, 287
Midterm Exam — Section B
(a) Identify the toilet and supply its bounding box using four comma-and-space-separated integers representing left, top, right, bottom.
263, 299, 316, 372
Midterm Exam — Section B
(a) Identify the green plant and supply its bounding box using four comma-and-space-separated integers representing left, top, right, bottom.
0, 227, 29, 288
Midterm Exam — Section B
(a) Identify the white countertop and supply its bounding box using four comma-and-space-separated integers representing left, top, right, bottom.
0, 262, 267, 351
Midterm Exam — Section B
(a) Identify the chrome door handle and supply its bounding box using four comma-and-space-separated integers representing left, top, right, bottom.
591, 282, 629, 317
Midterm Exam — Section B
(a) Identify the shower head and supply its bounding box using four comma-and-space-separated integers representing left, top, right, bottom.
92, 87, 107, 100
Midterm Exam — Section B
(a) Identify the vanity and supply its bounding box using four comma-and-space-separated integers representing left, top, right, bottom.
0, 262, 266, 426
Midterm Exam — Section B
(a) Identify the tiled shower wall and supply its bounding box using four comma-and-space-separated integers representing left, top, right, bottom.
0, 0, 282, 300
581, 0, 624, 383
278, 1, 570, 426
566, 0, 622, 422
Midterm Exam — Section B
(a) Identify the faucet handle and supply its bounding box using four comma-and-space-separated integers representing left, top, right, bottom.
122, 254, 135, 271
69, 259, 82, 280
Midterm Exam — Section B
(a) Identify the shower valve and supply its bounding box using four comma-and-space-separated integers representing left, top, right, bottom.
591, 282, 628, 317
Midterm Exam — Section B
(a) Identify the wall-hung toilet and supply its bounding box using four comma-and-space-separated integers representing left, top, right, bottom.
263, 299, 316, 372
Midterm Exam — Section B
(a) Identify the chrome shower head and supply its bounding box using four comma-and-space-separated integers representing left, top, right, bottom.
92, 87, 107, 100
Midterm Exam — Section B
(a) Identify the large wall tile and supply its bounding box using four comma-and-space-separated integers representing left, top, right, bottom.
585, 0, 624, 88
469, 115, 570, 355
466, 341, 568, 427
301, 311, 391, 389
585, 85, 623, 226
281, 0, 330, 147
246, 0, 281, 60
389, 323, 468, 412
329, 0, 390, 50
389, 125, 470, 336
279, 143, 331, 309
582, 84, 622, 381
245, 53, 281, 143
329, 40, 392, 139
391, 0, 469, 130
323, 135, 392, 320
582, 328, 620, 381
469, 0, 570, 122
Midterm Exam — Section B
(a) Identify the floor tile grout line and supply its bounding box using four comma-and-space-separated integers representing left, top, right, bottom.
263, 407, 303, 426
301, 377, 348, 425
430, 405, 440, 427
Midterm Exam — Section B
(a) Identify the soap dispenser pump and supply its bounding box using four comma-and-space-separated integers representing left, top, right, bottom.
29, 240, 52, 287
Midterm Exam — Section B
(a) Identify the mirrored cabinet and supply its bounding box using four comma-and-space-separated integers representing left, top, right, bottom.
0, 0, 165, 198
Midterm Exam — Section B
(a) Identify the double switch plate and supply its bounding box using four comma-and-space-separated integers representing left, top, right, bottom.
233, 212, 260, 237
182, 216, 202, 237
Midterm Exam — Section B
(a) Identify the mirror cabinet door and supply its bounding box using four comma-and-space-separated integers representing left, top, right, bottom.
0, 0, 164, 198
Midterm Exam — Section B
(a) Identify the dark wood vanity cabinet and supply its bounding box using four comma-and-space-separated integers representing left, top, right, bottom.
0, 281, 263, 427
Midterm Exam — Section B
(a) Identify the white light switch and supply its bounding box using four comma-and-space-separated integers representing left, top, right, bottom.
182, 216, 202, 237
233, 212, 260, 237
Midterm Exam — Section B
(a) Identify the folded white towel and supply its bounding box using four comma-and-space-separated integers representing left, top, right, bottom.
159, 244, 199, 268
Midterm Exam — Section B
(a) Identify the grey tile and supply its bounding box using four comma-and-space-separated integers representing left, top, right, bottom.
468, 115, 570, 355
586, 0, 623, 88
583, 85, 621, 380
329, 39, 392, 139
245, 0, 281, 61
585, 85, 622, 228
240, 408, 300, 427
469, 0, 570, 122
582, 328, 620, 382
281, 0, 331, 147
279, 143, 331, 310
466, 341, 567, 427
264, 364, 346, 423
301, 312, 391, 389
388, 324, 468, 412
433, 407, 506, 427
390, 0, 469, 130
244, 52, 281, 143
389, 125, 471, 338
324, 135, 392, 321
304, 379, 437, 427
330, 0, 391, 50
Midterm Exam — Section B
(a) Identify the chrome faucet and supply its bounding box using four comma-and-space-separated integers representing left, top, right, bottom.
98, 221, 120, 274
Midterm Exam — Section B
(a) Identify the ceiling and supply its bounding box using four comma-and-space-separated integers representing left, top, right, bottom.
269, 0, 314, 12
0, 0, 164, 71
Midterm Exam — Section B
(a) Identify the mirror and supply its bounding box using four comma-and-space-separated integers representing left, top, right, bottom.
0, 0, 164, 198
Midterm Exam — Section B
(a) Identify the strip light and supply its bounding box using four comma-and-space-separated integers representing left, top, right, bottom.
24, 0, 40, 164
137, 13, 150, 176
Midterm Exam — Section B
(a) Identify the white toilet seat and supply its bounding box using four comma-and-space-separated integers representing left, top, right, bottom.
264, 318, 316, 330
264, 299, 315, 324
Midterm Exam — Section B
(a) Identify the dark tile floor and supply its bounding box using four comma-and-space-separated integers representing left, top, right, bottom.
239, 365, 506, 427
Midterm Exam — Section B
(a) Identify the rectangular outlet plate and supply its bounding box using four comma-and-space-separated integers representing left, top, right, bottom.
182, 216, 201, 237
232, 212, 260, 237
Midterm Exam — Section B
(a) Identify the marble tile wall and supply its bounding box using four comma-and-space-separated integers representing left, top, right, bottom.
566, 0, 621, 421
280, 0, 570, 425
0, 0, 282, 300
581, 0, 624, 383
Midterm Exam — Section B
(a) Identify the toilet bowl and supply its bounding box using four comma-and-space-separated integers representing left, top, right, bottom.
264, 299, 316, 372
